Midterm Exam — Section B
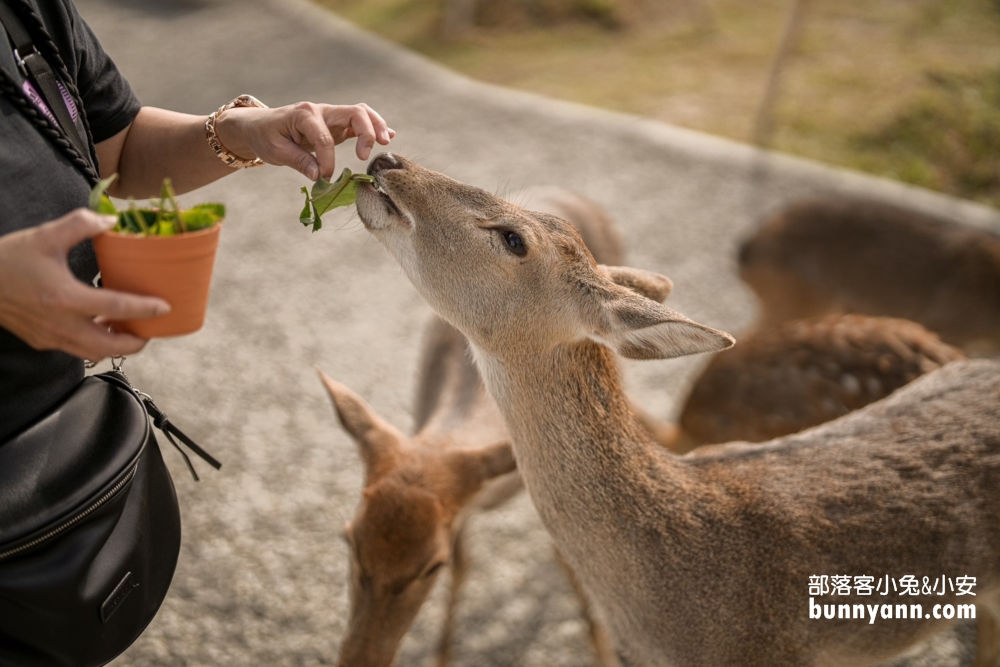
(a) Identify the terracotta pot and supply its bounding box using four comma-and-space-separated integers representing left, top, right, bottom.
92, 224, 222, 338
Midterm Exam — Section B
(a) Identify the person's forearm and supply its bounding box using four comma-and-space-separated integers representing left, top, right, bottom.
102, 107, 235, 198
95, 101, 394, 199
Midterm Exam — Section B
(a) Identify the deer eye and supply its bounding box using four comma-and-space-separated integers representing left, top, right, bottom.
501, 230, 527, 257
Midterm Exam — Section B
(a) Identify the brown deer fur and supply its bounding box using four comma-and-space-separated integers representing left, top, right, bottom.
322, 186, 625, 667
739, 199, 1000, 356
676, 314, 966, 449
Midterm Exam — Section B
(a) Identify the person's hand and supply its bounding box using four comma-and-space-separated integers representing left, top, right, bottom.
0, 209, 171, 361
215, 102, 395, 182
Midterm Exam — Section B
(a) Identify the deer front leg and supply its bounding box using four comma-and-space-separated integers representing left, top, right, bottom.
435, 525, 469, 667
553, 546, 623, 667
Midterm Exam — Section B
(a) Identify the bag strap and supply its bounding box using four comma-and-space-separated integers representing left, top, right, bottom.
0, 1, 90, 161
0, 0, 98, 184
96, 369, 223, 482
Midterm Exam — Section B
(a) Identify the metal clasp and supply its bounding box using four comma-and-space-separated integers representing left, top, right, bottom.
109, 355, 131, 385
12, 46, 37, 79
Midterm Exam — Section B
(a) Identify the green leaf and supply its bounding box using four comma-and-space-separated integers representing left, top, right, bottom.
311, 168, 377, 216
311, 204, 322, 233
104, 177, 225, 237
117, 211, 140, 234
181, 211, 214, 231
190, 202, 226, 218
299, 187, 313, 226
89, 174, 118, 215
296, 168, 377, 232
181, 204, 225, 232
95, 195, 117, 216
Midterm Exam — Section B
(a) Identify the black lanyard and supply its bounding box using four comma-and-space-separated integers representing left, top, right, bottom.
0, 0, 94, 173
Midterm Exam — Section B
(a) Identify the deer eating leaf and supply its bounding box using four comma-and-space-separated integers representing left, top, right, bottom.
298, 168, 376, 232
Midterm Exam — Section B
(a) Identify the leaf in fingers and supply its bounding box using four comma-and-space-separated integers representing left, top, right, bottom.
311, 204, 322, 233
297, 168, 376, 232
300, 187, 313, 226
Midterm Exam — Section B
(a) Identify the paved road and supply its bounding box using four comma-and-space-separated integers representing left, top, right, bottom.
74, 0, 1000, 664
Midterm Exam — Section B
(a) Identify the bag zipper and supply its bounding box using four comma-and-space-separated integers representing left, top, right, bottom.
0, 461, 139, 562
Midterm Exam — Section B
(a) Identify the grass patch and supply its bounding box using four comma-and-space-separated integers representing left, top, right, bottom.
853, 71, 1000, 206
316, 0, 1000, 207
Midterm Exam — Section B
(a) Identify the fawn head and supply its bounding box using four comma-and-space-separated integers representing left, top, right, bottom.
356, 154, 734, 360
317, 371, 515, 667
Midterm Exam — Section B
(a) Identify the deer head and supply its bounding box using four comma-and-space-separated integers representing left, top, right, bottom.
355, 153, 733, 362
317, 371, 515, 667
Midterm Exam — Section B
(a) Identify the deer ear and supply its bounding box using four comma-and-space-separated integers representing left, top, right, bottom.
474, 440, 517, 480
317, 369, 402, 479
599, 265, 673, 303
444, 441, 516, 503
591, 290, 735, 360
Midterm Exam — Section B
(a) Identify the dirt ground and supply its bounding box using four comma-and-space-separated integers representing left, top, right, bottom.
72, 0, 1000, 664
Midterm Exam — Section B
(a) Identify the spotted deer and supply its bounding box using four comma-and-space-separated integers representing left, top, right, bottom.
322, 187, 626, 667
739, 199, 1000, 356
669, 314, 966, 451
353, 153, 1000, 667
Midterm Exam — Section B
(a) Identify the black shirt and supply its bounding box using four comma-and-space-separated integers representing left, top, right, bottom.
0, 0, 141, 440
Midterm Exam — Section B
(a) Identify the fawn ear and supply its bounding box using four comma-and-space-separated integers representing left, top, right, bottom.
474, 440, 517, 480
590, 288, 735, 360
317, 369, 403, 479
444, 441, 516, 502
599, 265, 673, 303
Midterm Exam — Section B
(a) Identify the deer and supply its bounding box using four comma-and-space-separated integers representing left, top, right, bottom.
739, 198, 1000, 356
320, 186, 627, 667
353, 152, 1000, 667
670, 314, 966, 451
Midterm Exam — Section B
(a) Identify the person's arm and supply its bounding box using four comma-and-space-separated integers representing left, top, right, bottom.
97, 102, 394, 198
1, 101, 393, 361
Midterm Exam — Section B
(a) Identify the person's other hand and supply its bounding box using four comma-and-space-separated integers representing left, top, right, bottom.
215, 102, 395, 181
0, 209, 171, 361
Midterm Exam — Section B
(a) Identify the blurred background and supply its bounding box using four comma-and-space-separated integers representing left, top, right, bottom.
316, 0, 1000, 208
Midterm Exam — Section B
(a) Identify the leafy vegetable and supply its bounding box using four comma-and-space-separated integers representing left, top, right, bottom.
183, 204, 227, 232
299, 168, 376, 232
89, 174, 118, 215
89, 176, 225, 236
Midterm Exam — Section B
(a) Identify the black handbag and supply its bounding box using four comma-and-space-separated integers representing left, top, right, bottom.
0, 368, 220, 667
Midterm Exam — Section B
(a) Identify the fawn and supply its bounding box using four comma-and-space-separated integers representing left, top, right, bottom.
354, 153, 1000, 667
321, 187, 626, 667
672, 314, 966, 450
739, 199, 1000, 356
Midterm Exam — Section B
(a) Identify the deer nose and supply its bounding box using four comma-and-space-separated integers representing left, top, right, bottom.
368, 153, 402, 176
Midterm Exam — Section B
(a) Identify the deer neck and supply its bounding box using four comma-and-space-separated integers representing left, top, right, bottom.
471, 338, 681, 541
470, 338, 698, 663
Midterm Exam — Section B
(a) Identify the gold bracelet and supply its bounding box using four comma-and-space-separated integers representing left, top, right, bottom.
205, 94, 268, 169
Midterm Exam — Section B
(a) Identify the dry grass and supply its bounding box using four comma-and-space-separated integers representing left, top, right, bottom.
315, 0, 1000, 207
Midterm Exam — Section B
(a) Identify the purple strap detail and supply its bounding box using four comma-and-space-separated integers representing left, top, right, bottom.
57, 79, 78, 122
20, 76, 77, 126
21, 77, 55, 123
